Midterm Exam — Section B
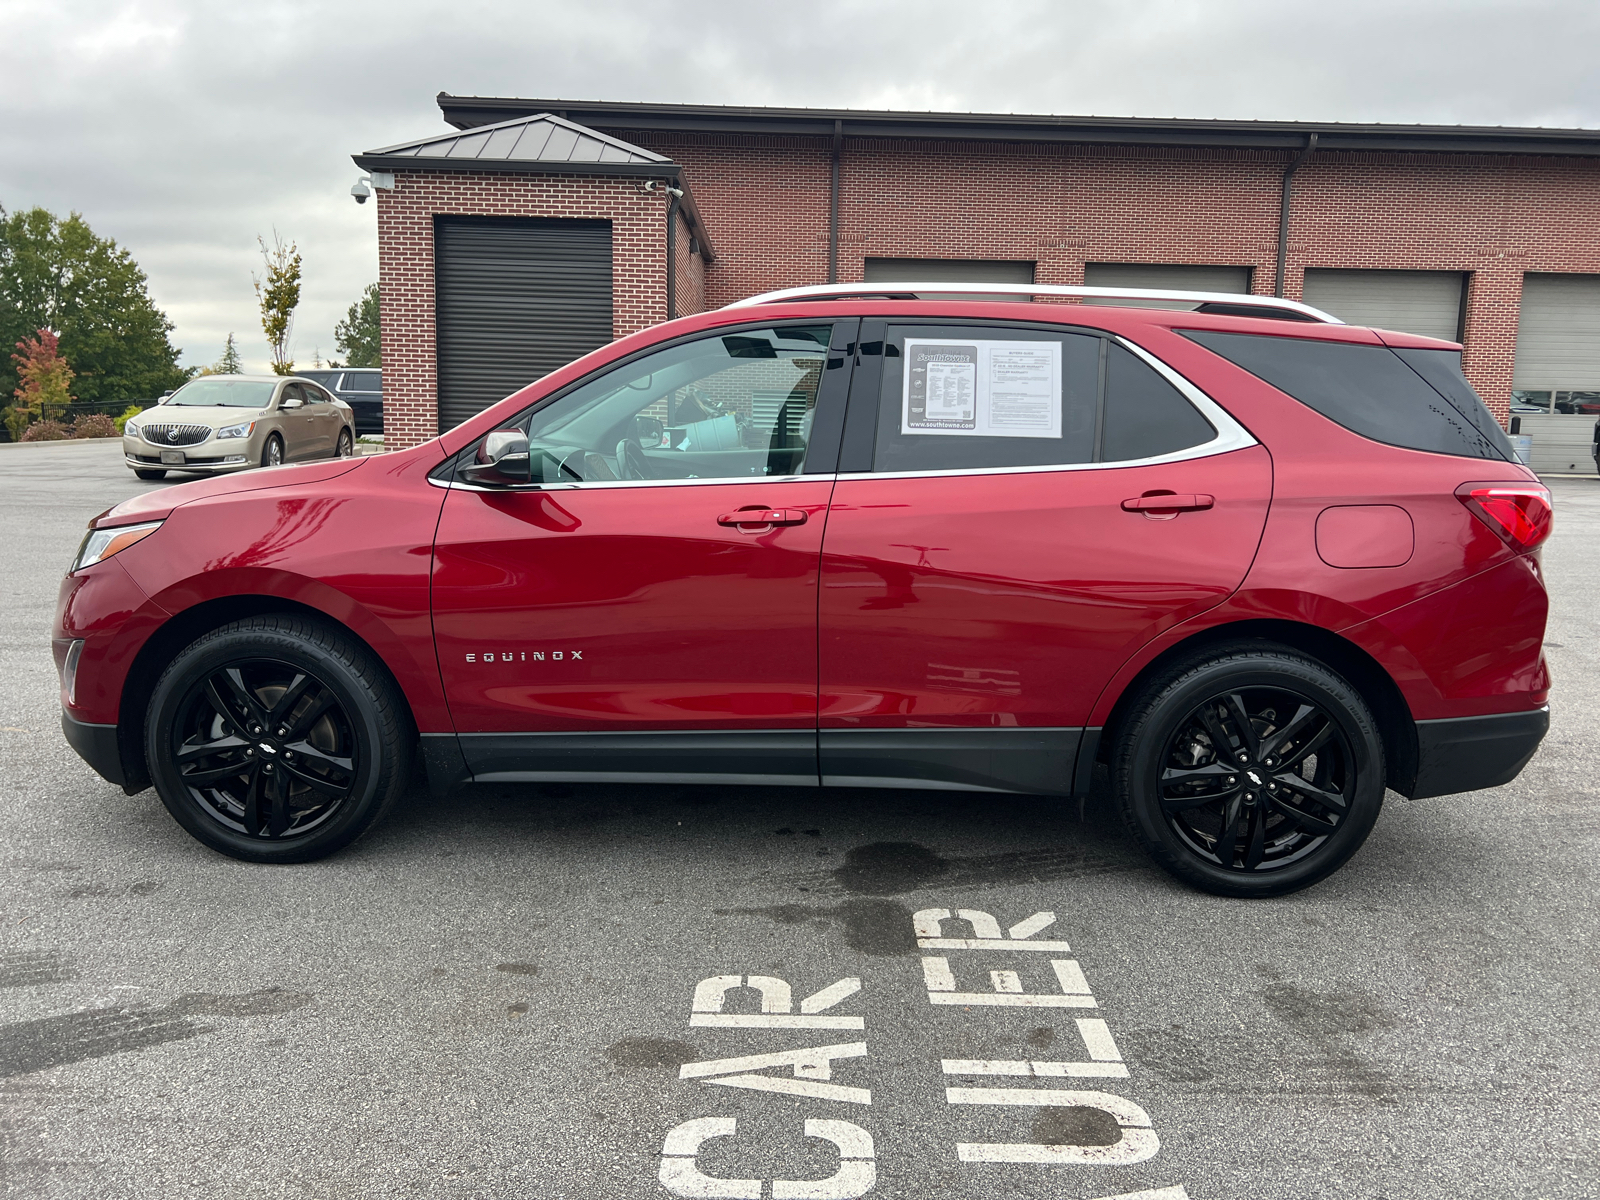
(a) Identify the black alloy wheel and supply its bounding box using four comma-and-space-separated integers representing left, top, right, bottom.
262, 435, 284, 468
335, 428, 354, 458
146, 615, 410, 862
1114, 644, 1384, 897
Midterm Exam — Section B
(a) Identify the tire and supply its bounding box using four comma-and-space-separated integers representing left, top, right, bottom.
261, 435, 284, 468
145, 614, 412, 863
1112, 642, 1384, 898
335, 428, 353, 458
133, 468, 167, 480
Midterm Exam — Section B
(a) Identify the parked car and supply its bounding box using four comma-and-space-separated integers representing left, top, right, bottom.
298, 367, 382, 434
59, 284, 1550, 897
122, 375, 355, 480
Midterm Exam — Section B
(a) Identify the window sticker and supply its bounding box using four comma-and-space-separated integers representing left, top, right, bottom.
902, 339, 1062, 438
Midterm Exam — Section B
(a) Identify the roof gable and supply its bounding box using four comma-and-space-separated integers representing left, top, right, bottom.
365, 112, 668, 166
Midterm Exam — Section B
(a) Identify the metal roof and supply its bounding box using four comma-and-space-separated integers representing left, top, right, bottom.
361, 112, 669, 167
437, 95, 1600, 157
352, 113, 714, 261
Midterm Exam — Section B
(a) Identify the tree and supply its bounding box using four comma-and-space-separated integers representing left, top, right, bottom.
214, 332, 243, 374
334, 283, 380, 368
0, 206, 191, 407
253, 232, 301, 376
7, 328, 74, 439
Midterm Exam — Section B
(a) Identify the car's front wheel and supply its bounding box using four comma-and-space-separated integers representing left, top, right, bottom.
1112, 643, 1385, 897
145, 615, 411, 863
261, 435, 284, 468
335, 428, 353, 458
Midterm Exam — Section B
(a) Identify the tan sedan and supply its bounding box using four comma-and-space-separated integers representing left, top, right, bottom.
122, 374, 356, 480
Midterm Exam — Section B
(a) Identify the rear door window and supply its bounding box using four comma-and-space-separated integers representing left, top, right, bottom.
1182, 330, 1513, 461
867, 323, 1216, 472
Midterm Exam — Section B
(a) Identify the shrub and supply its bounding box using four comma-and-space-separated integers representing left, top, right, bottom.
73, 413, 119, 438
20, 419, 70, 441
115, 403, 146, 434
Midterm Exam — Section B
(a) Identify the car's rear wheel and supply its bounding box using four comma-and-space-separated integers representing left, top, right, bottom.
335, 428, 353, 458
1112, 643, 1384, 897
261, 435, 284, 468
133, 468, 167, 480
145, 615, 411, 863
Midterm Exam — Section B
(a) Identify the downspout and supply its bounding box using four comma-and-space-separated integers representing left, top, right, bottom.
1274, 132, 1317, 298
667, 190, 680, 321
828, 119, 842, 284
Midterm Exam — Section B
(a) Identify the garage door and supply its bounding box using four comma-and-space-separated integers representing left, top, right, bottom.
1083, 263, 1251, 308
1301, 269, 1464, 341
1515, 413, 1597, 475
863, 258, 1034, 301
434, 216, 613, 433
1512, 273, 1600, 391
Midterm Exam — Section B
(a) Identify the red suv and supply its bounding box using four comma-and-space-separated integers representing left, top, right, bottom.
54, 285, 1552, 896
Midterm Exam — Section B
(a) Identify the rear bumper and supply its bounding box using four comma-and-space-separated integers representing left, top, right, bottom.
1411, 707, 1549, 799
62, 709, 125, 788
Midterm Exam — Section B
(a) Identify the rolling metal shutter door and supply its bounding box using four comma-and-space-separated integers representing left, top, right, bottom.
434, 217, 612, 433
1083, 263, 1250, 308
1301, 269, 1463, 341
1512, 274, 1600, 390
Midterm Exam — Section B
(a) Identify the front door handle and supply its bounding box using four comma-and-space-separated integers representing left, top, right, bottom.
718, 508, 808, 528
1121, 493, 1215, 514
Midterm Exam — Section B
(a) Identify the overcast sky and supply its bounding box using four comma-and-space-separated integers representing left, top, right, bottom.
3, 0, 1598, 375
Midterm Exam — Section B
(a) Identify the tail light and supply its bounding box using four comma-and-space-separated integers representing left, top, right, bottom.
1456, 482, 1553, 552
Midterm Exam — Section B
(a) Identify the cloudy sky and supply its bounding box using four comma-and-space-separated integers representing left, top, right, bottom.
3, 0, 1598, 374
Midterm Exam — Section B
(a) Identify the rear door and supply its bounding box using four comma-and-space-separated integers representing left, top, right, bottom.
816, 318, 1273, 794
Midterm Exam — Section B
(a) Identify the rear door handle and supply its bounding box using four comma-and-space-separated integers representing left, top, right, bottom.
1121, 493, 1215, 513
718, 508, 808, 527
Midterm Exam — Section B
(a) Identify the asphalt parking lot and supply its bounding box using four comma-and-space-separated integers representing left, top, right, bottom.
1, 437, 1596, 1200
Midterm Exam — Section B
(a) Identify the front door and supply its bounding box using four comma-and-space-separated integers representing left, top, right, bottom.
431, 321, 856, 783
276, 383, 317, 461
817, 319, 1272, 794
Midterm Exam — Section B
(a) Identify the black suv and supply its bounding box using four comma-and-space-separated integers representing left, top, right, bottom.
297, 368, 382, 434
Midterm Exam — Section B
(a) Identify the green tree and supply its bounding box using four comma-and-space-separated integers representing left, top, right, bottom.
334, 283, 380, 368
6, 327, 74, 439
253, 232, 301, 376
214, 331, 243, 374
0, 206, 191, 407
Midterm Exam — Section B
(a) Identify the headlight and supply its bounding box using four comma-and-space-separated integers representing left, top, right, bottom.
123, 422, 140, 438
217, 420, 256, 439
71, 520, 162, 573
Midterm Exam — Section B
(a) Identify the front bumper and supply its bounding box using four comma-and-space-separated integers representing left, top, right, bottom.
125, 452, 250, 474
62, 709, 126, 788
1412, 707, 1549, 798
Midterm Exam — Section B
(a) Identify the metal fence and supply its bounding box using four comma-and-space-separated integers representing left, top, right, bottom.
0, 399, 157, 444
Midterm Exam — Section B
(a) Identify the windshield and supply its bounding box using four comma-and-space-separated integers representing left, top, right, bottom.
166, 379, 277, 408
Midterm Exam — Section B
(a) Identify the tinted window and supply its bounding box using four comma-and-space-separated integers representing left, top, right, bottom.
342, 372, 381, 392
1101, 343, 1216, 461
1183, 330, 1512, 462
872, 325, 1101, 471
481, 325, 833, 483
1389, 348, 1515, 460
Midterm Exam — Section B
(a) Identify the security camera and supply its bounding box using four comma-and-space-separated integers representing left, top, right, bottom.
351, 177, 372, 204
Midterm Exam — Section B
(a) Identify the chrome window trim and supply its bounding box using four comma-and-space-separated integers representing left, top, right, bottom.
427, 472, 819, 494
426, 336, 1254, 492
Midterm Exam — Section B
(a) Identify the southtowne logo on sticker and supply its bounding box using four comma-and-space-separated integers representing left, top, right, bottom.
655, 909, 1189, 1199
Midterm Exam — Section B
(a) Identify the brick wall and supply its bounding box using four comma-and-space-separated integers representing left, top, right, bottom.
624, 132, 1600, 420
378, 136, 1600, 439
375, 170, 682, 447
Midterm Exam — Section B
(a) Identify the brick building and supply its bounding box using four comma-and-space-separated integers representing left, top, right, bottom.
353, 96, 1600, 470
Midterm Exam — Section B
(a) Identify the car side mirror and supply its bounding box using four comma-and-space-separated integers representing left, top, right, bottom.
460, 429, 532, 486
281, 396, 304, 409
633, 414, 666, 447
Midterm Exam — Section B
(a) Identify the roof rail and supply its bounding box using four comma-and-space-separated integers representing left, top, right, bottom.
725, 282, 1341, 323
